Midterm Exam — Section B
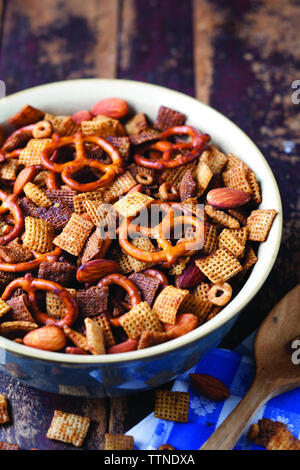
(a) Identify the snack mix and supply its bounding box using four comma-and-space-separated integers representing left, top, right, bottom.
0, 100, 277, 355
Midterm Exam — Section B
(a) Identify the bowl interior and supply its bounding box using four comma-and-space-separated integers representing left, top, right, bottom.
0, 79, 282, 364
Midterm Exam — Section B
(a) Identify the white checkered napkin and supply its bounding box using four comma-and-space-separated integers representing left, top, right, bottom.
46, 410, 90, 447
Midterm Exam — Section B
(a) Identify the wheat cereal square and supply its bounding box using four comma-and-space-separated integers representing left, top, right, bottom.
19, 139, 52, 166
113, 192, 154, 217
0, 394, 9, 424
154, 390, 189, 423
104, 434, 134, 450
53, 213, 93, 256
22, 217, 54, 253
0, 299, 11, 318
152, 286, 189, 324
247, 209, 277, 242
196, 248, 242, 283
46, 410, 90, 447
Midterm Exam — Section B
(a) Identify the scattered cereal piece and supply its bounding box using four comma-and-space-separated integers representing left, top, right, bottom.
19, 139, 52, 166
0, 441, 20, 450
24, 182, 52, 208
154, 105, 186, 131
6, 294, 34, 322
0, 394, 9, 424
84, 318, 106, 355
247, 209, 277, 242
22, 217, 54, 253
205, 204, 240, 229
200, 146, 228, 174
152, 286, 189, 324
154, 390, 189, 423
180, 283, 212, 322
196, 248, 242, 284
0, 299, 11, 318
119, 301, 163, 339
195, 161, 213, 196
38, 261, 76, 286
218, 228, 245, 258
8, 104, 44, 128
104, 433, 134, 450
53, 213, 94, 256
223, 164, 252, 194
113, 191, 154, 217
46, 410, 90, 447
92, 314, 116, 348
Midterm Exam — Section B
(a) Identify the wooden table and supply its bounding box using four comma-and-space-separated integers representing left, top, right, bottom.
0, 0, 298, 450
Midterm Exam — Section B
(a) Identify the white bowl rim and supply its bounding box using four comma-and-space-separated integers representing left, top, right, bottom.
0, 78, 283, 365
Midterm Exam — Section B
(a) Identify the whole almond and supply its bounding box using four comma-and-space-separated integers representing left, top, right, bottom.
23, 326, 67, 351
189, 373, 230, 401
91, 98, 129, 119
76, 259, 120, 283
164, 313, 199, 338
178, 256, 206, 288
207, 188, 251, 209
13, 166, 38, 196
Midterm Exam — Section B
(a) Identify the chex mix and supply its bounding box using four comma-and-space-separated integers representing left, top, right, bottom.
0, 99, 276, 359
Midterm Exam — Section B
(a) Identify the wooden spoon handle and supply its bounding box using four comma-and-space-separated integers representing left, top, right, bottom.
200, 378, 274, 450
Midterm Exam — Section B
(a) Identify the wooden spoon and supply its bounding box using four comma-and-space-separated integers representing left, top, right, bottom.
200, 284, 300, 450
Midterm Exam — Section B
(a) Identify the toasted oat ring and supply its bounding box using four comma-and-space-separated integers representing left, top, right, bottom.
119, 201, 204, 264
2, 273, 78, 327
0, 246, 62, 273
40, 131, 123, 191
208, 282, 232, 306
0, 190, 24, 245
134, 125, 210, 170
135, 172, 153, 186
32, 120, 52, 139
158, 182, 179, 201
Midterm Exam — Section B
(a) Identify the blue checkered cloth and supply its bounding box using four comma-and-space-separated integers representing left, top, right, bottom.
127, 333, 300, 450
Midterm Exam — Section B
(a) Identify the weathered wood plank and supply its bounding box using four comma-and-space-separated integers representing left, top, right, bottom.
0, 0, 119, 94
193, 0, 222, 104
108, 396, 128, 434
0, 369, 107, 449
118, 0, 194, 96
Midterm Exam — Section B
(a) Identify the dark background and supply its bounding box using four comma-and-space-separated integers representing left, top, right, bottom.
0, 0, 299, 450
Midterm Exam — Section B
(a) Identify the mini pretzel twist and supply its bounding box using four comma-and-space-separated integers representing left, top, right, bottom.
134, 125, 210, 170
119, 201, 204, 264
97, 273, 141, 307
0, 124, 35, 160
2, 273, 78, 327
0, 190, 24, 245
0, 246, 62, 272
40, 131, 124, 191
158, 182, 179, 201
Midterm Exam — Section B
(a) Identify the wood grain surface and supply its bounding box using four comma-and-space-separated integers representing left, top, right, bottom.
0, 0, 299, 450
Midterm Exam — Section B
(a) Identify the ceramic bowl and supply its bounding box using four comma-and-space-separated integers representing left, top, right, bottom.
0, 79, 282, 397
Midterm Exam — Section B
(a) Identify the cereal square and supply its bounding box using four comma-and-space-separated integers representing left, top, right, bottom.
154, 390, 189, 423
46, 410, 90, 447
